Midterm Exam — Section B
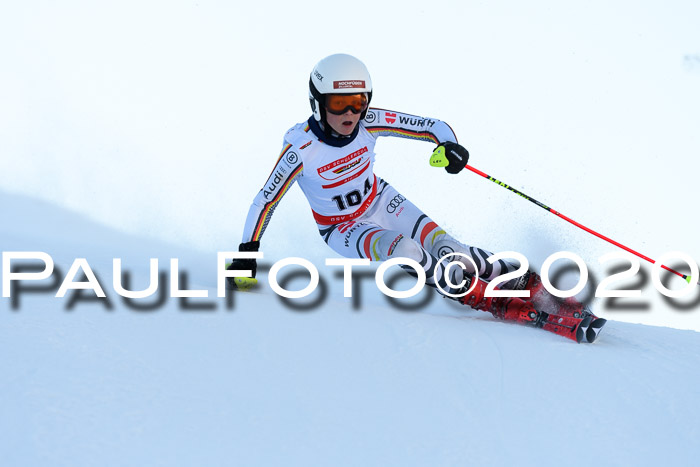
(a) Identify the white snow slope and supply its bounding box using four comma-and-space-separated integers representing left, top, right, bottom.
2, 190, 700, 467
2, 2, 700, 465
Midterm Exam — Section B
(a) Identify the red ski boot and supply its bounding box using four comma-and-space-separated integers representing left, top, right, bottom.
510, 271, 606, 343
513, 271, 594, 318
458, 276, 591, 343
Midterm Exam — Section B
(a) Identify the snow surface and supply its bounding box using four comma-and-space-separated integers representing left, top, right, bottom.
3, 182, 700, 466
2, 1, 700, 465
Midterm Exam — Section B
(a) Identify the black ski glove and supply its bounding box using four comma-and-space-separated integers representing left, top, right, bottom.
226, 240, 260, 290
434, 141, 469, 174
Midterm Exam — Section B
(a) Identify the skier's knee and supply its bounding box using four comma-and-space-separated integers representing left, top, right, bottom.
430, 235, 476, 274
376, 232, 423, 262
431, 232, 464, 257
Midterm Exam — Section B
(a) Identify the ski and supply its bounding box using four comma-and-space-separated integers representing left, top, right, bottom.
584, 317, 607, 343
538, 312, 606, 344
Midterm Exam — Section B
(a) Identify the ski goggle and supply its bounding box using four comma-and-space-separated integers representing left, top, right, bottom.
325, 93, 369, 115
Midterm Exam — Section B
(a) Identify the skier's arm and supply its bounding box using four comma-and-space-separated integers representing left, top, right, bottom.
227, 144, 303, 291
364, 108, 469, 174
363, 108, 458, 144
240, 143, 303, 245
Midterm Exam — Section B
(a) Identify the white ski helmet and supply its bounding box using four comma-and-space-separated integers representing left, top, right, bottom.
309, 53, 373, 122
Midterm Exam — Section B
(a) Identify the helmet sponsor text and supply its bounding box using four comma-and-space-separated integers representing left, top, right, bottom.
333, 80, 366, 89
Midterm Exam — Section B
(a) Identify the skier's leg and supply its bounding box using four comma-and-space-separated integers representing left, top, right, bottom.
320, 217, 591, 341
415, 219, 517, 282
366, 179, 519, 281
369, 183, 594, 318
320, 192, 531, 314
321, 219, 464, 295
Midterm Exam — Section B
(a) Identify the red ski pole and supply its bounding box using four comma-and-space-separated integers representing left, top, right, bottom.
463, 164, 697, 285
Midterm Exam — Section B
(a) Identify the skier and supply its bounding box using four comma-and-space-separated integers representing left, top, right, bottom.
227, 53, 604, 343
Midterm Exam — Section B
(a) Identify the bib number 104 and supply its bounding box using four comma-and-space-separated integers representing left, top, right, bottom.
331, 179, 372, 212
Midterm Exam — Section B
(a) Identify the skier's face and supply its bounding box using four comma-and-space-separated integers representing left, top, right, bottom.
323, 93, 366, 136
325, 109, 361, 136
